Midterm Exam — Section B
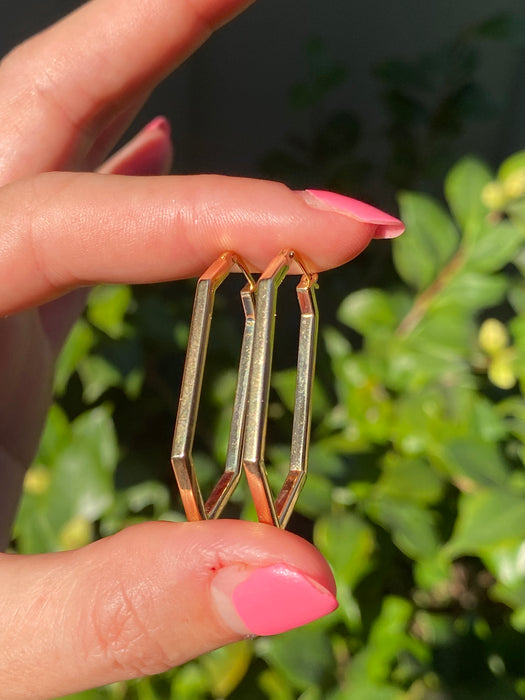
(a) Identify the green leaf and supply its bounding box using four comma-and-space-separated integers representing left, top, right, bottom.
483, 539, 525, 587
48, 406, 119, 526
444, 156, 492, 234
124, 481, 170, 516
490, 579, 525, 614
323, 326, 352, 361
511, 315, 525, 354
36, 403, 72, 464
201, 641, 252, 697
388, 310, 473, 390
470, 397, 509, 442
497, 396, 525, 444
272, 369, 330, 421
433, 272, 507, 313
293, 472, 333, 519
440, 439, 509, 488
366, 596, 417, 676
511, 606, 525, 633
412, 611, 455, 646
78, 355, 123, 403
464, 220, 525, 273
307, 443, 350, 481
408, 307, 472, 356
258, 669, 295, 700
414, 555, 453, 593
13, 502, 61, 553
297, 688, 323, 700
366, 497, 440, 559
508, 197, 525, 227
87, 284, 132, 339
132, 677, 160, 700
170, 663, 208, 699
446, 489, 525, 558
257, 624, 335, 691
509, 284, 525, 314
315, 512, 375, 589
498, 150, 525, 181
394, 192, 459, 291
14, 405, 118, 553
337, 289, 398, 336
331, 681, 402, 700
339, 596, 419, 698
375, 454, 443, 505
54, 319, 95, 394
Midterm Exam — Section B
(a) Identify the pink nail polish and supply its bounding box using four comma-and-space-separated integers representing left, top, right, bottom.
305, 189, 405, 239
143, 116, 171, 136
231, 564, 338, 636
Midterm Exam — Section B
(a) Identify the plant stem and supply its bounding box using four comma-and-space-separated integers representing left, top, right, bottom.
395, 250, 465, 337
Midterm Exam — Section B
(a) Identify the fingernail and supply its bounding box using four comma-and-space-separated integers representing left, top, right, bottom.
143, 115, 171, 136
304, 189, 405, 239
211, 563, 338, 637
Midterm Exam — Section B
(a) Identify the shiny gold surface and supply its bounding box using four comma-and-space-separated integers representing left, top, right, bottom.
171, 252, 256, 520
171, 250, 318, 528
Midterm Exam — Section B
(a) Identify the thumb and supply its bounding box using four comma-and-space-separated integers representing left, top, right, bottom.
0, 520, 338, 699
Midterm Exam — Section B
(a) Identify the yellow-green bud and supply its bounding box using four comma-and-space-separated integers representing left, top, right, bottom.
488, 357, 516, 390
502, 169, 525, 200
478, 318, 509, 355
481, 182, 507, 211
23, 465, 51, 495
59, 515, 93, 550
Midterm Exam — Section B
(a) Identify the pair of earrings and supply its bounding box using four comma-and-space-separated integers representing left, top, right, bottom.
171, 250, 318, 528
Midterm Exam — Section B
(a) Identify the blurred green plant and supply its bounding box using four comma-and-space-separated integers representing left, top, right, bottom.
12, 149, 525, 698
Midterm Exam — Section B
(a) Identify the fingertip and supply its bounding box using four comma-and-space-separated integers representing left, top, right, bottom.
300, 189, 405, 241
142, 116, 171, 137
98, 117, 174, 176
212, 561, 338, 637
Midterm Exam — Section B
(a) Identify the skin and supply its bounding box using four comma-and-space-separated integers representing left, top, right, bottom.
0, 1, 390, 697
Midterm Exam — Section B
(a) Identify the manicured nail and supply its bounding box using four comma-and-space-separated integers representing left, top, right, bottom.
211, 563, 338, 637
304, 189, 405, 239
143, 115, 171, 136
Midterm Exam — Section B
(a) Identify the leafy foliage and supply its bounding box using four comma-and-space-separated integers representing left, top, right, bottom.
12, 149, 525, 699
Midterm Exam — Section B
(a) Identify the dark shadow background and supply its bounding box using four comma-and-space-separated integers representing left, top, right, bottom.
2, 0, 524, 184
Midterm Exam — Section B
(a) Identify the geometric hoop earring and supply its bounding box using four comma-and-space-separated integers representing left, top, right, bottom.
171, 249, 318, 528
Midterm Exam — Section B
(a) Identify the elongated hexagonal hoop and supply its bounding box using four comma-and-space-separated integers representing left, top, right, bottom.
171, 251, 256, 520
172, 249, 318, 528
242, 250, 319, 527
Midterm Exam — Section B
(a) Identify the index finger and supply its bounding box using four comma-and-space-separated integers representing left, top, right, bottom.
0, 172, 404, 315
0, 0, 255, 182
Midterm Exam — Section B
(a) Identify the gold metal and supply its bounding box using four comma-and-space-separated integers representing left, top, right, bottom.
171, 249, 319, 528
242, 250, 319, 527
171, 252, 256, 520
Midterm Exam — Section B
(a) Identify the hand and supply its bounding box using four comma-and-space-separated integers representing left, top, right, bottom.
0, 1, 404, 697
